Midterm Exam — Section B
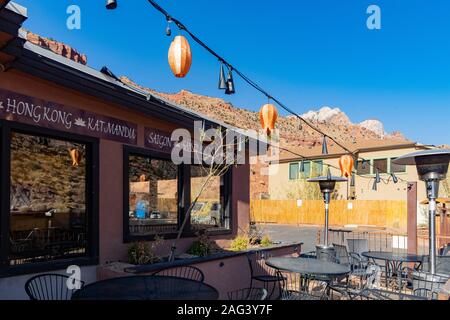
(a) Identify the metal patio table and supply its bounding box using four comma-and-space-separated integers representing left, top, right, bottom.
362, 251, 426, 288
71, 275, 219, 300
266, 257, 350, 298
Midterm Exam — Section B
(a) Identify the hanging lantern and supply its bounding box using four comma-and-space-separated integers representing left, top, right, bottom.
168, 35, 192, 78
225, 67, 235, 94
322, 135, 328, 155
218, 63, 227, 90
375, 169, 381, 183
339, 155, 354, 178
69, 148, 82, 167
259, 103, 278, 135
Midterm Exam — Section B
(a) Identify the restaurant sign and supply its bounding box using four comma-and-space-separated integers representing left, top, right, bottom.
0, 89, 137, 144
145, 127, 200, 155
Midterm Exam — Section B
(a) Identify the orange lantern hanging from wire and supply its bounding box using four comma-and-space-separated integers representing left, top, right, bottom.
259, 104, 278, 136
168, 35, 192, 78
69, 148, 82, 167
339, 154, 354, 178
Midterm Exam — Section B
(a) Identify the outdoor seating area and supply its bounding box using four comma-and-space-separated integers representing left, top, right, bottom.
21, 242, 450, 300
0, 0, 450, 307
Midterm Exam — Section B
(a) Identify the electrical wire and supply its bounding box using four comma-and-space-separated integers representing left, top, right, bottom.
144, 0, 409, 186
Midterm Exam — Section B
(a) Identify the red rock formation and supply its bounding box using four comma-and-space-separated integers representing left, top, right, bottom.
26, 31, 87, 65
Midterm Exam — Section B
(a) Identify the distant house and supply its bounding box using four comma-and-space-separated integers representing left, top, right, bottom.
269, 139, 432, 201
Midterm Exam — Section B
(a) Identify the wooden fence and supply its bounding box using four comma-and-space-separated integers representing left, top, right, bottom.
250, 200, 407, 231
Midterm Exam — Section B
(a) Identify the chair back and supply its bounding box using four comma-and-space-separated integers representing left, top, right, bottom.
247, 250, 275, 277
347, 239, 369, 255
437, 256, 450, 275
364, 263, 382, 289
227, 287, 267, 300
25, 273, 84, 300
411, 270, 449, 300
439, 244, 450, 256
153, 266, 204, 282
332, 243, 350, 265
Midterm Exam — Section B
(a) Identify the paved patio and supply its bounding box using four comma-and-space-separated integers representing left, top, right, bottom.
256, 224, 320, 253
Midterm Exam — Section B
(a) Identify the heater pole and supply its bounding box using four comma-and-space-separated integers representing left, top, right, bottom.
426, 179, 440, 275
324, 192, 331, 247
429, 197, 437, 274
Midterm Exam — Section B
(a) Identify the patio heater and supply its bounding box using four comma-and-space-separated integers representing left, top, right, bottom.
394, 149, 450, 275
308, 175, 347, 257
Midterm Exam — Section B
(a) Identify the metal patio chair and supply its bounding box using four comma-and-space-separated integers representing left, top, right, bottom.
276, 270, 328, 300
247, 251, 281, 299
347, 238, 369, 264
153, 265, 205, 282
332, 243, 368, 287
25, 273, 85, 300
227, 287, 268, 300
328, 262, 382, 300
399, 267, 449, 299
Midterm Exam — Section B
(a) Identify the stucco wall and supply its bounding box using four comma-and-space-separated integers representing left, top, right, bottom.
269, 147, 427, 202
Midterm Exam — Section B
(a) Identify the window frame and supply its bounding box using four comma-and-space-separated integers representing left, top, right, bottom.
372, 158, 389, 175
187, 163, 232, 236
390, 157, 407, 174
123, 146, 233, 241
289, 162, 299, 180
123, 145, 184, 242
0, 120, 99, 277
356, 159, 371, 175
300, 161, 311, 179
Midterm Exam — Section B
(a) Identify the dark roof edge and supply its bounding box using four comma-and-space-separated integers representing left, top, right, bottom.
277, 142, 427, 164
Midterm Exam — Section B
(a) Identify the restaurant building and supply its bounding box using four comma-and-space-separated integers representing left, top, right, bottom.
0, 2, 253, 298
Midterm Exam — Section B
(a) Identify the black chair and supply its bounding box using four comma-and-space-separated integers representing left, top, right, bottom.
276, 271, 328, 300
399, 267, 449, 300
227, 287, 268, 300
25, 273, 85, 300
247, 251, 281, 299
153, 266, 205, 282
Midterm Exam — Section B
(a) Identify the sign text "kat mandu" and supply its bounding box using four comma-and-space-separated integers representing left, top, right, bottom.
0, 89, 137, 144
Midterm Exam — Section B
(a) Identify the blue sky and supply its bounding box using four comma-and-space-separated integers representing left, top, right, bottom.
18, 0, 450, 145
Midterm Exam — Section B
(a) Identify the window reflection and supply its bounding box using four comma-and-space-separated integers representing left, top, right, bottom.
9, 132, 88, 265
128, 155, 178, 236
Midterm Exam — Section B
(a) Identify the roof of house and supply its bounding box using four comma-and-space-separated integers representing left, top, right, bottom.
278, 139, 427, 163
0, 1, 263, 143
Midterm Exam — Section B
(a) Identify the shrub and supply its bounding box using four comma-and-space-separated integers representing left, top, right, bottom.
127, 235, 164, 265
230, 235, 249, 252
186, 231, 218, 257
260, 235, 272, 248
127, 242, 154, 265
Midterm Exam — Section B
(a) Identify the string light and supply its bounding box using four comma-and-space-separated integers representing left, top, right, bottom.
105, 0, 411, 190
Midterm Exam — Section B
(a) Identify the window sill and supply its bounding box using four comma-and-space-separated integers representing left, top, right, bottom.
123, 228, 232, 243
0, 256, 98, 278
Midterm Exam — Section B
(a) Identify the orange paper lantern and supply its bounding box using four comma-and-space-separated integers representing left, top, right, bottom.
339, 155, 354, 178
168, 35, 192, 78
259, 104, 278, 135
69, 148, 82, 167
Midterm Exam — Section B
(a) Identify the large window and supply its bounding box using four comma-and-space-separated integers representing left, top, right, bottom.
373, 158, 388, 174
190, 165, 230, 232
6, 129, 97, 268
126, 153, 179, 238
